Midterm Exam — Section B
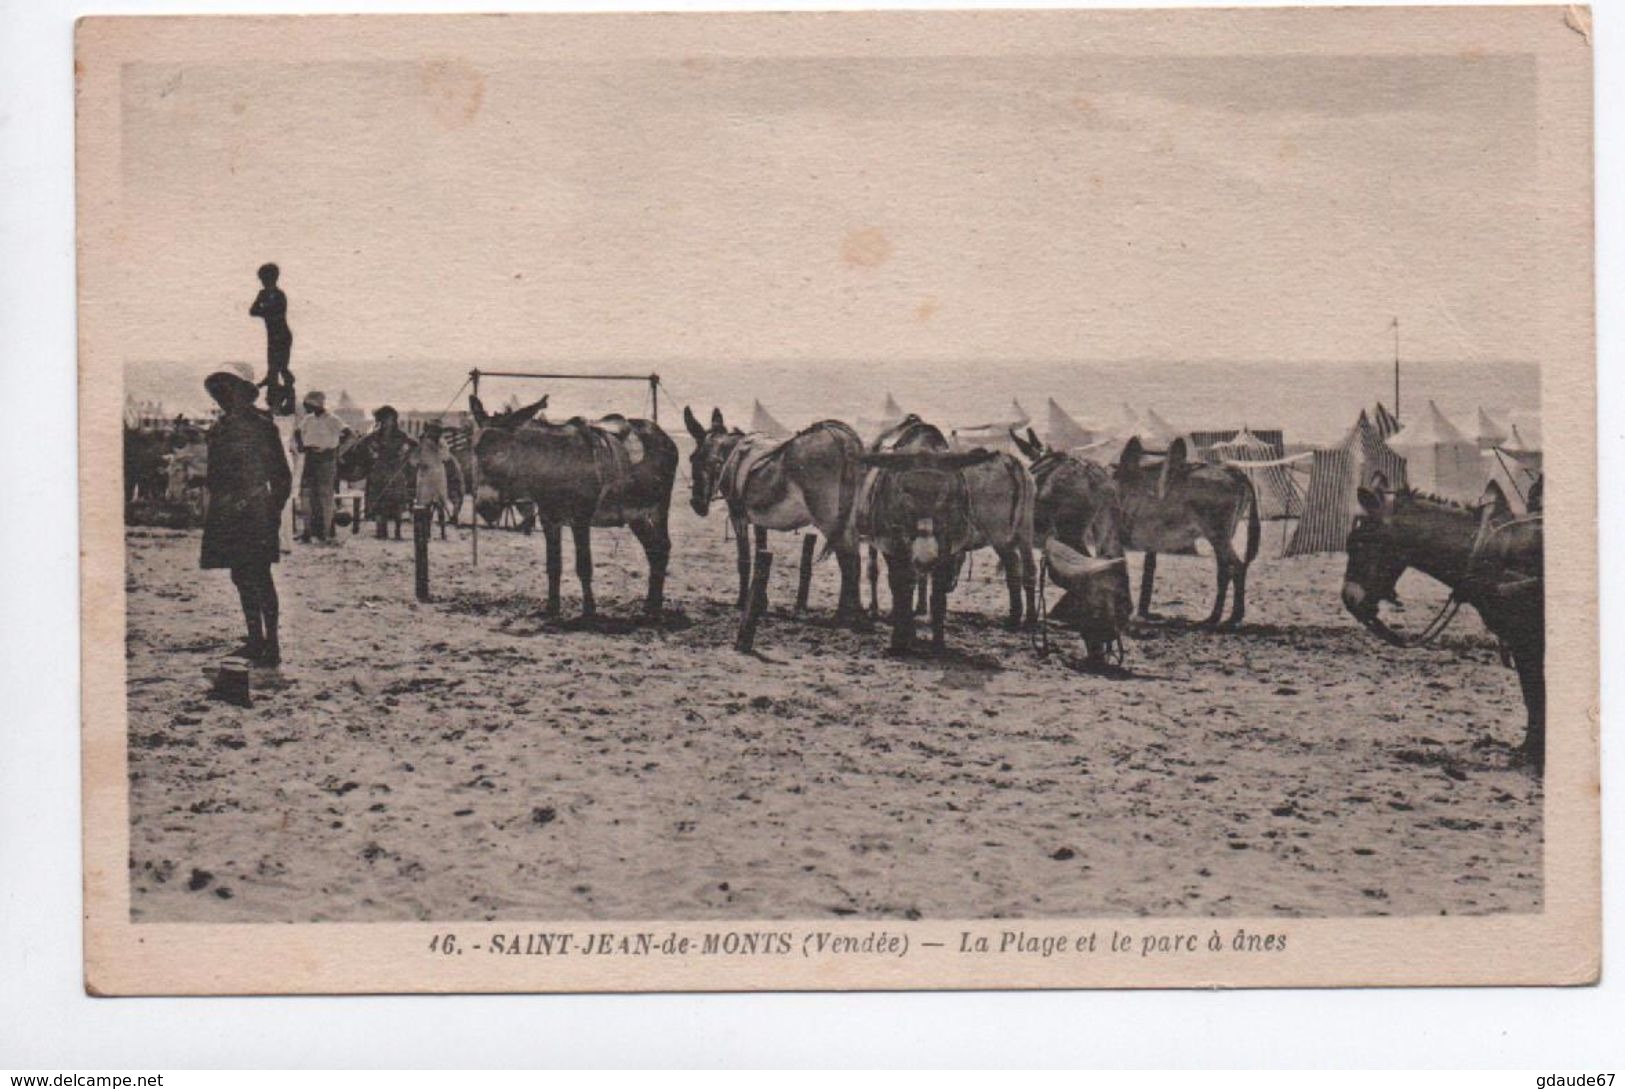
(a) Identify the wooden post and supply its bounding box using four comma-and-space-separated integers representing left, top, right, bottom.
735, 548, 773, 653
794, 533, 816, 613
413, 504, 432, 602
470, 370, 480, 568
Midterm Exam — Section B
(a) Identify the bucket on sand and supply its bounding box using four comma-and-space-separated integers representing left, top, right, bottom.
212, 657, 253, 708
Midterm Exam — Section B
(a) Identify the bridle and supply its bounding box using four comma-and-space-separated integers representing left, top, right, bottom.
1348, 501, 1542, 650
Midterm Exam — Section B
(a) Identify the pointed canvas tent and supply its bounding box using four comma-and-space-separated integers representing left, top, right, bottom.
1210, 428, 1304, 520
1476, 407, 1509, 449
1044, 398, 1103, 451
1284, 422, 1361, 557
1142, 408, 1183, 447
334, 390, 367, 430
859, 393, 908, 442
1384, 401, 1483, 503
950, 403, 1031, 454
749, 399, 792, 439
1482, 447, 1539, 515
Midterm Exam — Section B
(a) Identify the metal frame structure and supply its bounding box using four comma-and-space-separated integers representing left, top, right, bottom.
465, 368, 662, 566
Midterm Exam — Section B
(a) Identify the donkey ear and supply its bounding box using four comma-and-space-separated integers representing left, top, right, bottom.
469, 395, 489, 426
1009, 428, 1038, 461
683, 406, 707, 443
710, 408, 726, 433
1028, 427, 1043, 452
1356, 486, 1384, 515
507, 395, 548, 427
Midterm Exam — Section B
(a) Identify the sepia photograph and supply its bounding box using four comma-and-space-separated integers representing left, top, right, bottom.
75, 7, 1597, 994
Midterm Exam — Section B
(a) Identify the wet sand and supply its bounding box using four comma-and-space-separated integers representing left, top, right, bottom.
123, 505, 1541, 922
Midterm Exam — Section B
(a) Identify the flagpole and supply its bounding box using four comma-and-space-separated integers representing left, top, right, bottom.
1392, 316, 1401, 421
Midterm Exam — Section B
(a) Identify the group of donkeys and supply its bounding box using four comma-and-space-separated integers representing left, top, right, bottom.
465, 394, 1260, 662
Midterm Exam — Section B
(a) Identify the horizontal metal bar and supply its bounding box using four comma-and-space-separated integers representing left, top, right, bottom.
469, 369, 659, 382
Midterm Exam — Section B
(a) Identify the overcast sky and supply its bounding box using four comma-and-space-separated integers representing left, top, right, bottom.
118, 52, 1537, 379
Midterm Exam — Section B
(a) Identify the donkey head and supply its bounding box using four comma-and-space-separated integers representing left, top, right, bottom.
1342, 479, 1407, 620
468, 393, 549, 498
683, 406, 741, 517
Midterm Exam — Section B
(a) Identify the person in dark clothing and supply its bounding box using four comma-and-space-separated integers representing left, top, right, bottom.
201, 362, 293, 666
352, 405, 417, 539
250, 263, 295, 416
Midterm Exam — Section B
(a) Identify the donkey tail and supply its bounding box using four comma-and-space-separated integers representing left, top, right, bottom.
815, 429, 864, 564
1242, 475, 1261, 565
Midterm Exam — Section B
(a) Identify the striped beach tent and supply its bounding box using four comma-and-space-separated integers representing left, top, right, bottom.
1357, 404, 1408, 490
1284, 424, 1361, 557
749, 399, 792, 439
1211, 428, 1304, 520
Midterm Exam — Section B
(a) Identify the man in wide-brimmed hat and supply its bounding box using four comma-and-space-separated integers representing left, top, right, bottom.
200, 362, 292, 665
293, 389, 344, 543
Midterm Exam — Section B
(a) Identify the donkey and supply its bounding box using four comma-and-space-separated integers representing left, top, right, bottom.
1011, 428, 1133, 665
1114, 435, 1260, 628
1342, 481, 1545, 768
863, 414, 1037, 629
860, 449, 1005, 653
683, 407, 866, 625
469, 394, 677, 619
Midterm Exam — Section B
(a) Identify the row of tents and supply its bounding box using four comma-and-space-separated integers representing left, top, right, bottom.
749, 393, 1544, 558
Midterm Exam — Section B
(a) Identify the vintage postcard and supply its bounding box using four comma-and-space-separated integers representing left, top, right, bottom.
79, 8, 1597, 994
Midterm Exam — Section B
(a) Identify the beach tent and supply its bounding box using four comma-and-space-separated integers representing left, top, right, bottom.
1142, 408, 1184, 447
950, 401, 1031, 454
858, 392, 908, 442
1357, 404, 1408, 490
1284, 423, 1361, 557
1482, 447, 1540, 515
749, 399, 792, 439
335, 390, 367, 430
1384, 400, 1483, 503
1210, 428, 1304, 520
1044, 398, 1110, 452
1476, 407, 1510, 449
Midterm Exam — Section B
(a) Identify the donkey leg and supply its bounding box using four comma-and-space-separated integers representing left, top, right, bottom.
929, 562, 951, 650
998, 546, 1024, 631
1224, 561, 1248, 629
1021, 546, 1038, 630
836, 548, 871, 629
794, 533, 816, 614
733, 515, 752, 613
886, 560, 916, 654
1137, 551, 1158, 619
753, 526, 771, 615
1514, 647, 1546, 772
571, 522, 596, 618
1201, 557, 1231, 628
630, 514, 671, 618
543, 523, 563, 618
914, 576, 929, 616
867, 544, 881, 618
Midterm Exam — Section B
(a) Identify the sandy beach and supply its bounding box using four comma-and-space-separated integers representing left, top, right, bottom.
123, 504, 1541, 923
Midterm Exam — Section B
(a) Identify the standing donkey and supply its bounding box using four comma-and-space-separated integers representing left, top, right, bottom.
1114, 435, 1260, 628
469, 394, 677, 619
684, 407, 867, 627
863, 414, 1036, 629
